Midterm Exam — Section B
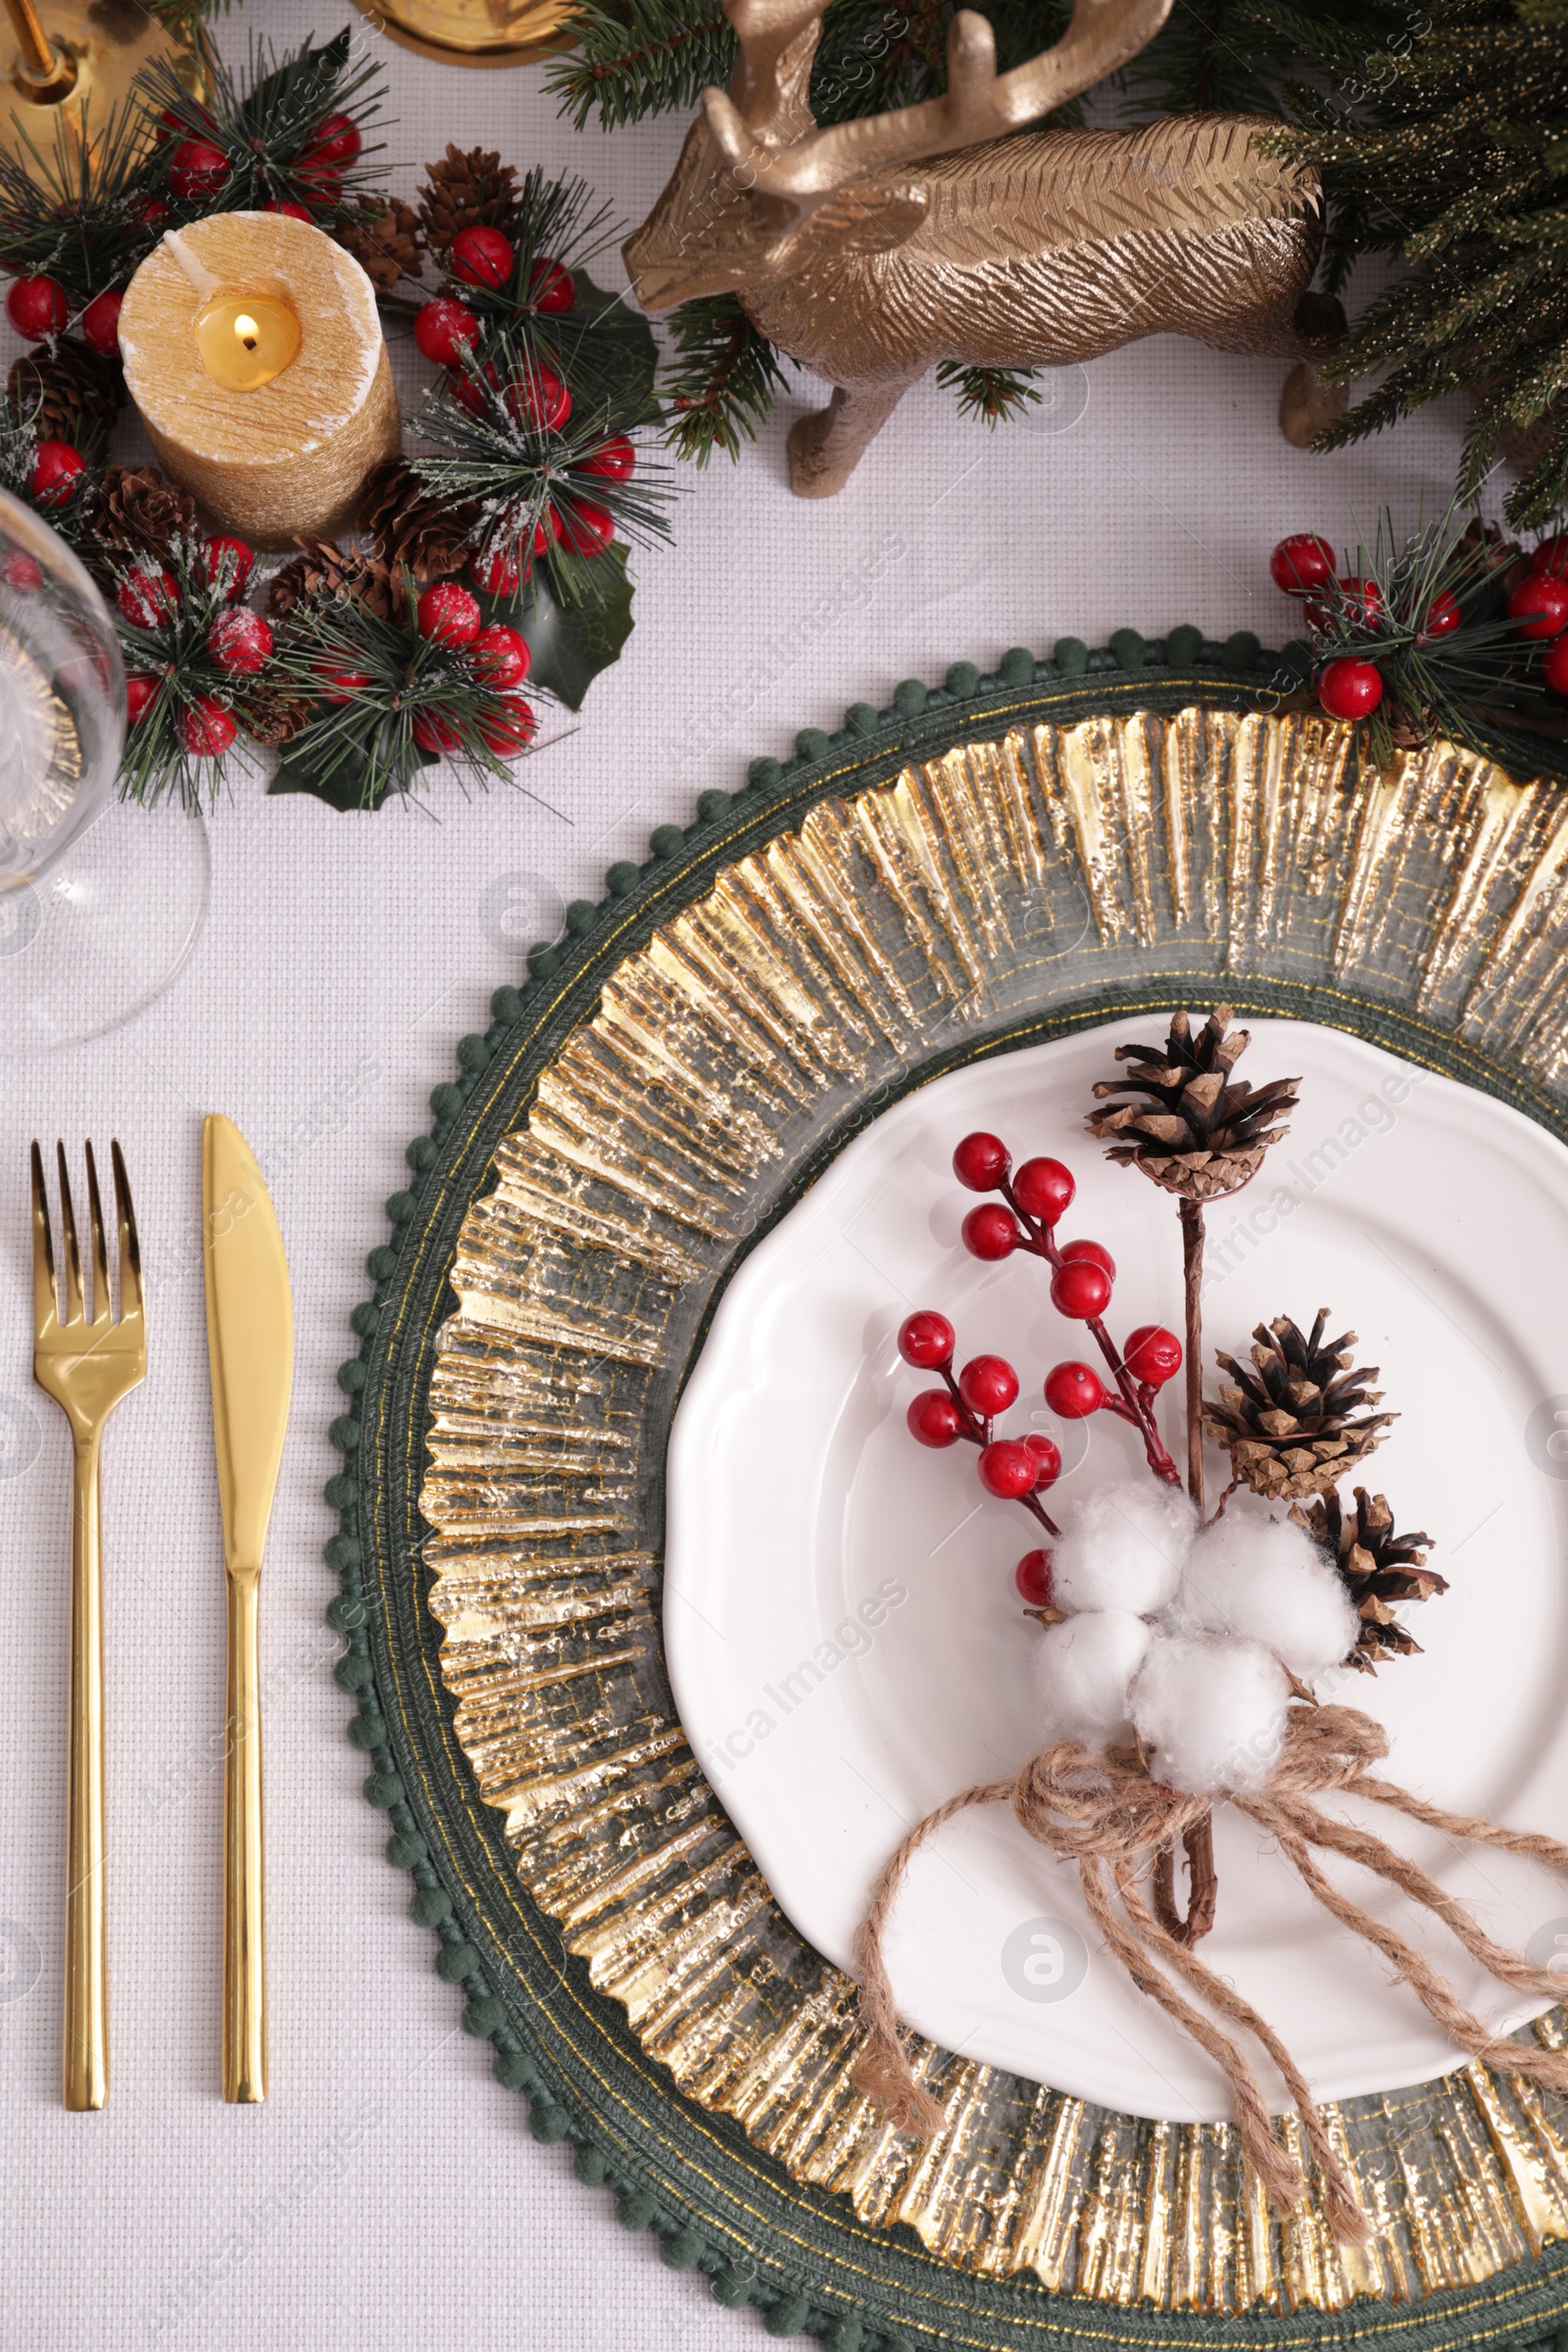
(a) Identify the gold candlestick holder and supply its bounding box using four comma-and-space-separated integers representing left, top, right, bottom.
349, 0, 576, 69
1, 0, 204, 178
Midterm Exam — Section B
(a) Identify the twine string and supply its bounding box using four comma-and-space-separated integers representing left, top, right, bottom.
849, 1703, 1568, 2239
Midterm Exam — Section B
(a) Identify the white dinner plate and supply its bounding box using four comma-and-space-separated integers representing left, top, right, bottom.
664, 1018, 1568, 2121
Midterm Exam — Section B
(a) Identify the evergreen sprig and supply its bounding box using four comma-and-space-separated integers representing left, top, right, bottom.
410, 352, 675, 609
935, 360, 1044, 426
134, 29, 391, 230
0, 99, 165, 303
270, 570, 545, 812
0, 393, 97, 541
662, 293, 793, 466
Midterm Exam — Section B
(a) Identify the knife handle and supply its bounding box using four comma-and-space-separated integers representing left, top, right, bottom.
64, 1433, 107, 2111
222, 1567, 267, 2103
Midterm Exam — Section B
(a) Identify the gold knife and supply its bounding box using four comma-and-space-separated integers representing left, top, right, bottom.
202, 1114, 293, 2105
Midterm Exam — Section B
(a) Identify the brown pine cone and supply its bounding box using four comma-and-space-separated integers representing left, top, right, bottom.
89, 464, 197, 559
356, 459, 474, 583
1087, 1005, 1299, 1201
416, 144, 520, 259
1204, 1310, 1394, 1501
1291, 1487, 1446, 1671
333, 199, 423, 294
6, 336, 122, 463
268, 537, 406, 625
242, 687, 316, 748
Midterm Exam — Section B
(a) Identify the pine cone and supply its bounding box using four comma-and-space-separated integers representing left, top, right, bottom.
1204, 1311, 1394, 1501
1291, 1487, 1446, 1671
89, 465, 196, 559
333, 199, 423, 295
1087, 1005, 1298, 1200
416, 144, 520, 259
242, 687, 316, 748
6, 336, 122, 463
267, 537, 406, 625
356, 459, 474, 583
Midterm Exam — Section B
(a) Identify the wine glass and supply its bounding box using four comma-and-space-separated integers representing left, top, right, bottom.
0, 487, 210, 1052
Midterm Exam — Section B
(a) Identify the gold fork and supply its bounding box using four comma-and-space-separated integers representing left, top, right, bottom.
31, 1141, 145, 2112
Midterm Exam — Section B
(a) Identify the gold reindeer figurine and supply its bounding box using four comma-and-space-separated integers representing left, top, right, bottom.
624, 0, 1344, 496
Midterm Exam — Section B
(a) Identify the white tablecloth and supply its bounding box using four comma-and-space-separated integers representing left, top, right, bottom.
0, 7, 1494, 2344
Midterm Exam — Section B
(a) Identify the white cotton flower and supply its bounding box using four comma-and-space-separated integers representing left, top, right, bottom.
1129, 1633, 1288, 1794
1050, 1480, 1197, 1617
1171, 1510, 1357, 1686
1037, 1609, 1153, 1744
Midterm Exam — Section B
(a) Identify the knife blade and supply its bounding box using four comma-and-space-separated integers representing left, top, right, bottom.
202, 1113, 293, 2105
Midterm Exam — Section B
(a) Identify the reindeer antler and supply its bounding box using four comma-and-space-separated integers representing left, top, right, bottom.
706, 0, 1174, 203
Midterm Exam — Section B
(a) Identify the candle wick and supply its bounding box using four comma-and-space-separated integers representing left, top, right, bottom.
163, 229, 222, 300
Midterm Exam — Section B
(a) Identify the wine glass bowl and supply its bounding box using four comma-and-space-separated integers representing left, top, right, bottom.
0, 486, 122, 885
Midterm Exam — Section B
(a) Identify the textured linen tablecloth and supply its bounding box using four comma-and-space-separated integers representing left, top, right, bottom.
0, 6, 1499, 2344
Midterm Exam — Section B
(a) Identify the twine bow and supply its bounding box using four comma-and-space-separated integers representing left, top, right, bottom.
851, 1704, 1568, 2244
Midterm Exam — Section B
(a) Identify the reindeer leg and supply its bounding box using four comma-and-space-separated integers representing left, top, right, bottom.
1280, 292, 1348, 449
787, 371, 922, 499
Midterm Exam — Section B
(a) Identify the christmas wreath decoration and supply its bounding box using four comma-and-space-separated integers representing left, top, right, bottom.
0, 29, 676, 812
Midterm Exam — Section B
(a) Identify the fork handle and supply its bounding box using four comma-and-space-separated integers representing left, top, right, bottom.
223, 1567, 266, 2103
65, 1432, 106, 2111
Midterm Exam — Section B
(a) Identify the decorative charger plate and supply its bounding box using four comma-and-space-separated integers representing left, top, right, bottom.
328, 637, 1568, 2351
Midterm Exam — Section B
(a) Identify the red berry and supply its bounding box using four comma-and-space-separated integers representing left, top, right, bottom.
0, 551, 44, 591
124, 675, 159, 723
200, 536, 254, 602
177, 697, 234, 757
416, 581, 481, 647
450, 224, 514, 289
468, 623, 530, 688
1059, 1237, 1115, 1280
1544, 636, 1568, 696
477, 695, 537, 757
5, 274, 68, 340
79, 289, 122, 358
897, 1310, 954, 1370
533, 508, 563, 557
168, 138, 230, 201
506, 360, 570, 434
958, 1353, 1018, 1417
448, 359, 500, 416
1044, 1361, 1105, 1419
953, 1131, 1009, 1191
577, 434, 635, 481
978, 1440, 1037, 1499
263, 200, 313, 221
116, 566, 178, 627
315, 663, 370, 706
529, 257, 575, 313
137, 197, 172, 232
1123, 1325, 1182, 1387
906, 1391, 961, 1448
1050, 1257, 1112, 1320
1422, 590, 1460, 638
1509, 576, 1568, 641
414, 296, 480, 367
1317, 656, 1383, 720
1011, 1156, 1073, 1222
961, 1202, 1019, 1260
1530, 535, 1568, 581
206, 609, 272, 674
1025, 1434, 1062, 1489
412, 708, 462, 755
467, 543, 521, 597
1015, 1549, 1054, 1608
305, 111, 362, 168
1268, 532, 1336, 596
29, 440, 84, 507
557, 498, 614, 557
1315, 574, 1382, 628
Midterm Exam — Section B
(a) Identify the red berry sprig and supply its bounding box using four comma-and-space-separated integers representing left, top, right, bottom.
952, 1131, 1182, 1483
897, 1311, 1061, 1537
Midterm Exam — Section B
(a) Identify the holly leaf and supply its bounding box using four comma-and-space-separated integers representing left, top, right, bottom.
483, 544, 634, 710
537, 269, 660, 428
268, 717, 432, 811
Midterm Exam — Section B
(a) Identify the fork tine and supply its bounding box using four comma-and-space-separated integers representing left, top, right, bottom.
56, 1144, 82, 1326
30, 1142, 56, 1336
111, 1141, 142, 1321
84, 1143, 110, 1328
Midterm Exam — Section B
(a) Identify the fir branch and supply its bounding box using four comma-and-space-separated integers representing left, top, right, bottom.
662, 293, 790, 465
0, 98, 165, 301
935, 359, 1044, 425
546, 0, 732, 130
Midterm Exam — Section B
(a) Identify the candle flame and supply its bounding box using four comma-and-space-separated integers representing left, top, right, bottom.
234, 314, 260, 350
